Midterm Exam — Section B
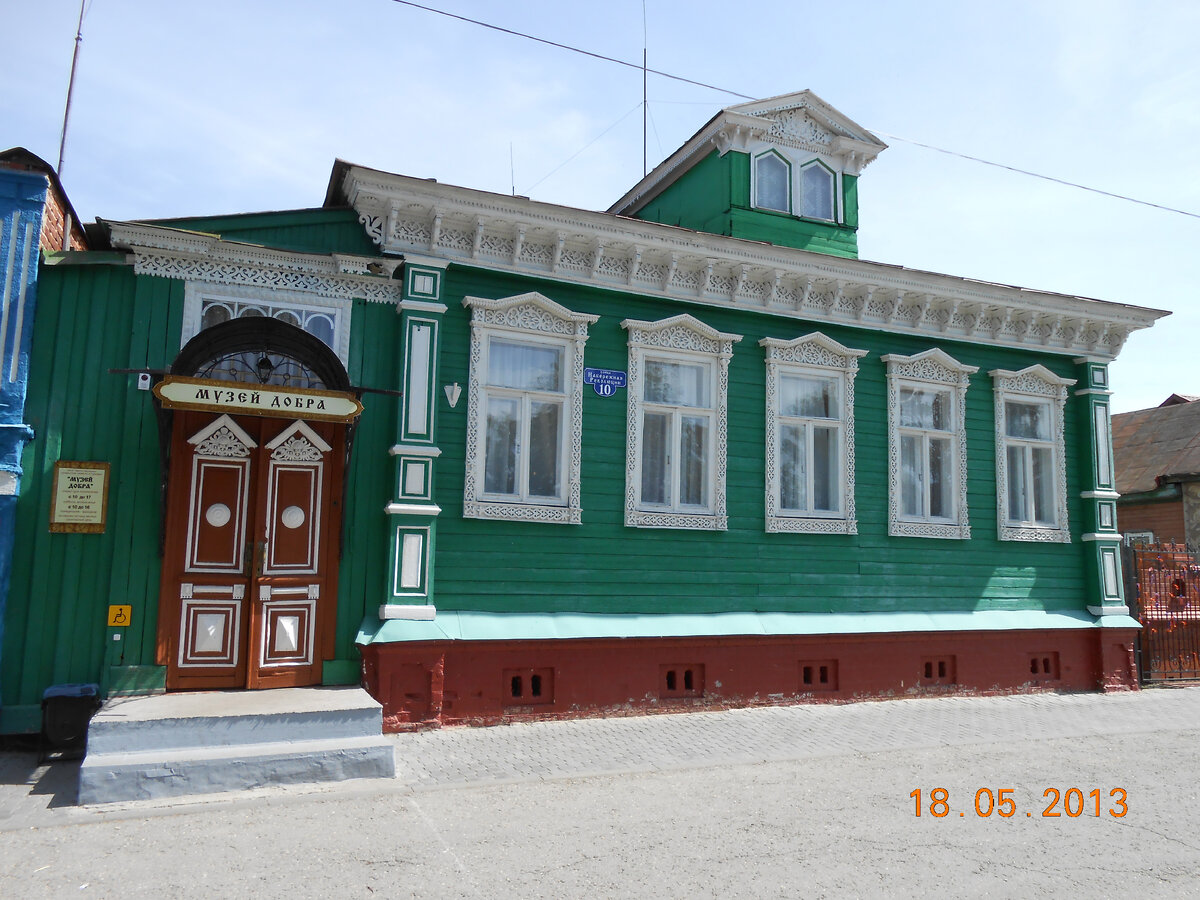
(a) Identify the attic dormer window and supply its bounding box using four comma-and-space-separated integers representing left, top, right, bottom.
800, 162, 836, 221
753, 151, 791, 213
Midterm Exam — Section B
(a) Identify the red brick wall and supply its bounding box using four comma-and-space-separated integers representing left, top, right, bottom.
39, 186, 87, 253
361, 627, 1136, 731
1118, 501, 1185, 544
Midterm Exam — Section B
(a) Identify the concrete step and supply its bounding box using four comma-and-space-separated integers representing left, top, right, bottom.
78, 735, 395, 804
78, 686, 396, 804
86, 686, 385, 753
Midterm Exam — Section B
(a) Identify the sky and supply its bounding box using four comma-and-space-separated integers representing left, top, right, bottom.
4, 0, 1199, 413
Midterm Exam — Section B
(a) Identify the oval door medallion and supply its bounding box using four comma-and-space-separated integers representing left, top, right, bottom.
280, 505, 306, 529
205, 503, 232, 527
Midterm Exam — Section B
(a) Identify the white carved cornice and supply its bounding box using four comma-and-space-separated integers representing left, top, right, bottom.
106, 220, 406, 304
338, 168, 1167, 362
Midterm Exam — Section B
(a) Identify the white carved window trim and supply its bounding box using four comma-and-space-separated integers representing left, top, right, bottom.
752, 150, 792, 214
761, 333, 866, 534
183, 282, 351, 365
990, 365, 1075, 543
462, 292, 597, 525
623, 314, 741, 530
883, 348, 978, 540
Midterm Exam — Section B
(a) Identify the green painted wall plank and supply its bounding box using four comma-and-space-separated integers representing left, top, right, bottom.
427, 263, 1090, 622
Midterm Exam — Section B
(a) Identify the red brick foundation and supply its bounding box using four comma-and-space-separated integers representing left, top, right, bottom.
360, 627, 1139, 731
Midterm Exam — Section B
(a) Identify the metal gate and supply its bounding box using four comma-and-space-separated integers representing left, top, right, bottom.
1125, 542, 1200, 683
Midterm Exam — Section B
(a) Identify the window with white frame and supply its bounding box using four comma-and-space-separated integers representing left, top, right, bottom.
754, 151, 791, 213
624, 315, 741, 530
883, 349, 977, 539
463, 292, 597, 524
991, 365, 1074, 542
184, 283, 350, 363
799, 162, 836, 221
761, 333, 866, 533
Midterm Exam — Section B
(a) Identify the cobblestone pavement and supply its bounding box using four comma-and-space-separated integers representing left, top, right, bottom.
391, 686, 1200, 789
2, 686, 1199, 827
2, 687, 1199, 898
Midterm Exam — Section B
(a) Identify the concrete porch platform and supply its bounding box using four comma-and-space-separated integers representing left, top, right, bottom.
78, 686, 395, 804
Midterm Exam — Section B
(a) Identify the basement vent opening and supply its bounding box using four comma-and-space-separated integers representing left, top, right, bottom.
920, 656, 957, 686
1028, 652, 1061, 681
503, 667, 555, 706
660, 664, 704, 699
799, 659, 839, 692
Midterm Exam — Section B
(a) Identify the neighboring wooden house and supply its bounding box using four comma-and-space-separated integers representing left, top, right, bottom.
0, 149, 88, 700
1112, 396, 1200, 544
0, 92, 1168, 734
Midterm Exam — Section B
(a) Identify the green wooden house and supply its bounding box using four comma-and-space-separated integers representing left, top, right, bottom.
0, 91, 1166, 734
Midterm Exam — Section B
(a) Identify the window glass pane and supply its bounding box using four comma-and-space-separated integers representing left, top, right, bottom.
201, 304, 231, 330
274, 309, 301, 327
800, 165, 835, 221
305, 314, 335, 348
781, 375, 836, 418
1007, 445, 1028, 521
813, 426, 838, 512
755, 154, 789, 212
528, 401, 562, 498
484, 397, 520, 495
900, 387, 951, 430
901, 435, 921, 517
644, 359, 710, 407
1032, 446, 1055, 525
679, 415, 709, 507
1006, 401, 1049, 440
488, 340, 563, 392
780, 422, 807, 511
641, 412, 670, 505
929, 437, 952, 519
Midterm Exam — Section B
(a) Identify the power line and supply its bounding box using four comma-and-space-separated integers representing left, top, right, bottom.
875, 132, 1200, 221
390, 0, 1200, 221
388, 0, 753, 99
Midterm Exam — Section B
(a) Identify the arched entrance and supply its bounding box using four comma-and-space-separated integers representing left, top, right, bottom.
153, 319, 361, 690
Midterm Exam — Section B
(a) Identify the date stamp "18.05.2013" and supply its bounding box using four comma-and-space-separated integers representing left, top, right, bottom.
910, 788, 1128, 819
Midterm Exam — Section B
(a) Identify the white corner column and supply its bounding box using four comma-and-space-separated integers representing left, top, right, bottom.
1075, 359, 1126, 617
382, 259, 448, 620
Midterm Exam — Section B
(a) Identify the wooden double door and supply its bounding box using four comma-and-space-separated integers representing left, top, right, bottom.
158, 411, 344, 690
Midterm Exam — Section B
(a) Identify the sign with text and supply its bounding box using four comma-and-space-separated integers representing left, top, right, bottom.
584, 368, 627, 397
50, 461, 110, 533
154, 376, 363, 423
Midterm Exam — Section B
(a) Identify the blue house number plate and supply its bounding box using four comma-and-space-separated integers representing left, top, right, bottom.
584, 368, 627, 397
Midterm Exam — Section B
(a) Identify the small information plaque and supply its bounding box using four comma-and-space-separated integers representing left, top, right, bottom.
50, 461, 110, 533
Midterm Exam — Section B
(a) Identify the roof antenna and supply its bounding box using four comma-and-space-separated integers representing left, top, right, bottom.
57, 0, 87, 177
642, 0, 648, 177
55, 0, 87, 250
510, 142, 516, 196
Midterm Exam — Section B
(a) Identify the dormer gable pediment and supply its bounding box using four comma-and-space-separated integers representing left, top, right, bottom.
724, 90, 887, 174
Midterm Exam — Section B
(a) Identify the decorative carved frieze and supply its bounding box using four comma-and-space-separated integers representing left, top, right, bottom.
338, 169, 1164, 361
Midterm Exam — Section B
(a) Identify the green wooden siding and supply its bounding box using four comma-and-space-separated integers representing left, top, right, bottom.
634, 150, 860, 258
1, 264, 183, 730
0, 205, 400, 727
430, 263, 1089, 619
151, 208, 377, 256
632, 150, 733, 236
333, 299, 402, 674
